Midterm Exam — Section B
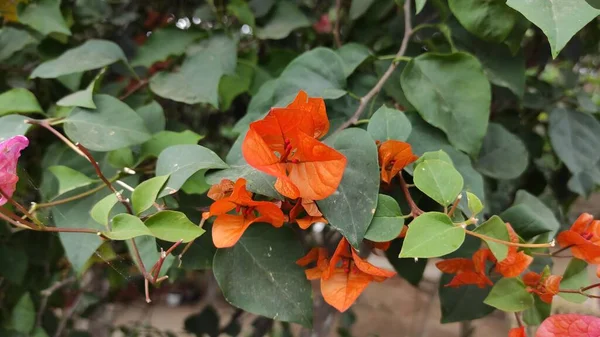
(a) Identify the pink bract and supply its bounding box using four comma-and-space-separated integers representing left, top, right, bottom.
537, 314, 600, 337
0, 135, 29, 206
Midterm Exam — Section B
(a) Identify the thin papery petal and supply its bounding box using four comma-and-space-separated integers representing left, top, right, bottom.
207, 179, 235, 201
523, 272, 542, 287
509, 326, 526, 337
305, 267, 324, 280
378, 140, 418, 184
282, 90, 329, 139
351, 250, 396, 278
506, 222, 520, 243
242, 126, 291, 186
473, 248, 494, 274
208, 199, 237, 216
320, 268, 372, 312
0, 172, 18, 206
212, 214, 253, 248
297, 248, 319, 266
537, 314, 600, 337
495, 250, 533, 277
253, 203, 285, 227
571, 213, 595, 234
540, 275, 562, 304
302, 199, 322, 217
0, 136, 29, 206
297, 216, 327, 230
328, 239, 352, 278
436, 258, 475, 274
558, 231, 600, 264
445, 271, 493, 288
228, 178, 254, 202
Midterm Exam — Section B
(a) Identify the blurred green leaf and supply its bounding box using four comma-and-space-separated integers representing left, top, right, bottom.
350, 0, 376, 20
439, 274, 495, 323
501, 190, 560, 240
140, 130, 203, 160
11, 293, 35, 334
104, 213, 151, 240
131, 28, 204, 68
558, 258, 588, 304
18, 0, 71, 36
475, 123, 529, 179
90, 193, 119, 227
0, 88, 43, 116
227, 0, 255, 27
473, 215, 510, 261
135, 101, 165, 134
449, 0, 517, 43
0, 27, 37, 62
336, 43, 372, 77
256, 1, 310, 40
0, 245, 28, 284
0, 115, 32, 141
49, 165, 95, 195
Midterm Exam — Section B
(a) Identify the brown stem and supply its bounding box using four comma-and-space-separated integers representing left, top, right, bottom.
399, 175, 423, 217
559, 288, 600, 299
514, 312, 523, 328
333, 0, 342, 48
581, 282, 600, 292
36, 276, 76, 329
40, 226, 99, 234
26, 119, 86, 158
53, 292, 82, 337
465, 230, 555, 248
334, 0, 413, 133
0, 189, 43, 227
0, 206, 36, 229
447, 194, 462, 217
151, 239, 183, 282
76, 144, 133, 214
119, 79, 149, 100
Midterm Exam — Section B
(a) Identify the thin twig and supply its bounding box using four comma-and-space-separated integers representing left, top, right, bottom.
0, 189, 43, 227
53, 292, 83, 337
465, 230, 555, 248
333, 0, 342, 48
447, 194, 462, 217
334, 0, 413, 133
1, 205, 100, 234
399, 175, 423, 217
150, 239, 183, 282
26, 119, 86, 158
31, 174, 121, 210
36, 276, 76, 329
514, 312, 523, 328
119, 79, 149, 100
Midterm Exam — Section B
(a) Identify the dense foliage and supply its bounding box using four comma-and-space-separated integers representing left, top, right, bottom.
1, 0, 600, 336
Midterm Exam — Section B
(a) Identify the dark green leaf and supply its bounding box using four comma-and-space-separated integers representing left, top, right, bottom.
500, 190, 561, 240
449, 0, 517, 42
18, 0, 71, 36
140, 130, 203, 160
415, 0, 427, 14
107, 147, 134, 169
473, 215, 510, 261
336, 43, 372, 77
132, 175, 170, 215
0, 88, 43, 116
475, 123, 529, 179
131, 28, 203, 68
523, 296, 551, 326
256, 1, 310, 40
400, 212, 465, 258
367, 105, 412, 142
484, 277, 534, 312
227, 0, 255, 27
414, 159, 464, 206
219, 60, 254, 110
213, 225, 313, 327
136, 101, 165, 134
558, 258, 588, 303
439, 274, 495, 323
144, 211, 204, 243
56, 68, 106, 109
364, 194, 405, 242
104, 214, 152, 240
349, 0, 376, 20
0, 27, 37, 62
185, 306, 220, 337
0, 245, 28, 284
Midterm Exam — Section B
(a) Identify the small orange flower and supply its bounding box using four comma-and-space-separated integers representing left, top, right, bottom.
494, 223, 533, 277
204, 178, 284, 248
557, 213, 600, 264
297, 239, 395, 312
377, 140, 418, 184
522, 271, 562, 304
289, 198, 327, 229
508, 326, 526, 337
207, 179, 235, 201
436, 248, 494, 288
242, 91, 347, 200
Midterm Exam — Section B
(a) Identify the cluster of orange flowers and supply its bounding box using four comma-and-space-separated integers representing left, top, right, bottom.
202, 91, 420, 311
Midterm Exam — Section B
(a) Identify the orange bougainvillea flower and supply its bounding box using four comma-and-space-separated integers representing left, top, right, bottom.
557, 213, 600, 264
508, 326, 526, 337
537, 314, 600, 337
436, 248, 494, 288
297, 239, 395, 312
377, 140, 418, 184
289, 198, 327, 229
494, 223, 533, 278
522, 271, 562, 304
207, 179, 235, 201
242, 91, 347, 201
203, 178, 284, 248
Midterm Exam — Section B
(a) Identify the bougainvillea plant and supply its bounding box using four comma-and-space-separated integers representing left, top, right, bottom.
2, 0, 600, 336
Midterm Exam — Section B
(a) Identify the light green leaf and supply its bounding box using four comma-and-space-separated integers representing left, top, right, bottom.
140, 130, 203, 160
11, 293, 35, 334
414, 159, 464, 206
559, 258, 588, 304
349, 0, 376, 19
64, 94, 152, 151
0, 115, 32, 142
467, 191, 483, 216
31, 40, 126, 78
401, 52, 491, 156
104, 214, 152, 240
336, 43, 372, 77
213, 225, 313, 327
155, 144, 228, 197
0, 27, 37, 62
131, 28, 204, 68
317, 129, 380, 248
90, 193, 119, 227
549, 108, 600, 174
136, 100, 165, 134
132, 175, 170, 215
500, 190, 561, 240
364, 194, 405, 242
416, 0, 427, 14
144, 210, 204, 243
56, 68, 106, 109
206, 164, 283, 200
473, 215, 510, 261
475, 123, 529, 179
150, 35, 237, 107
49, 165, 95, 195
18, 0, 71, 36
107, 147, 134, 169
523, 296, 551, 326
367, 105, 412, 142
415, 150, 453, 166
449, 0, 517, 43
400, 212, 465, 258
256, 1, 310, 39
0, 88, 42, 116
506, 0, 600, 58
484, 277, 534, 312
181, 170, 212, 195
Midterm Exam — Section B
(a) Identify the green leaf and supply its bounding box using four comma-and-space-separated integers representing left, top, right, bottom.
466, 191, 483, 216
506, 0, 600, 58
385, 239, 427, 286
559, 258, 588, 304
256, 1, 310, 39
140, 130, 203, 160
0, 27, 37, 62
132, 175, 170, 215
349, 0, 376, 20
448, 0, 517, 43
415, 150, 453, 166
0, 88, 43, 116
213, 225, 313, 327
136, 101, 165, 135
549, 108, 600, 174
90, 193, 119, 227
185, 306, 220, 337
144, 210, 204, 243
367, 105, 412, 142
500, 190, 561, 240
18, 0, 71, 36
364, 194, 405, 242
414, 159, 464, 206
233, 80, 278, 132
219, 60, 255, 110
64, 94, 152, 151
475, 123, 529, 179
415, 0, 427, 14
336, 43, 372, 77
0, 245, 28, 284
317, 129, 380, 248
439, 274, 495, 323
31, 40, 126, 78
56, 68, 106, 109
523, 296, 551, 326
400, 212, 465, 258
104, 214, 152, 240
473, 215, 510, 261
484, 277, 534, 312
131, 28, 204, 68
150, 35, 237, 107
227, 0, 255, 27
107, 147, 134, 169
206, 164, 283, 200
48, 165, 95, 195
11, 293, 35, 334
155, 144, 228, 197
401, 52, 491, 155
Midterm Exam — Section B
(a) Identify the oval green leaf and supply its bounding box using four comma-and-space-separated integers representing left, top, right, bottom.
484, 277, 534, 312
364, 194, 405, 242
104, 213, 152, 240
414, 159, 464, 206
132, 175, 170, 215
399, 212, 465, 258
0, 88, 43, 116
476, 123, 529, 179
144, 210, 204, 243
367, 105, 412, 142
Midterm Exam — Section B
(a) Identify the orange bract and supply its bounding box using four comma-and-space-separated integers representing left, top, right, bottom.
207, 179, 235, 201
204, 178, 284, 248
494, 223, 533, 278
242, 91, 347, 200
289, 199, 327, 230
296, 238, 395, 312
436, 248, 494, 288
378, 140, 418, 184
522, 271, 561, 304
557, 213, 600, 264
508, 326, 526, 337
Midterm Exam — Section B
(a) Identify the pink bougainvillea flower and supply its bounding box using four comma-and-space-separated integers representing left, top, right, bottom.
537, 314, 600, 337
0, 135, 29, 206
509, 326, 526, 337
313, 14, 332, 34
